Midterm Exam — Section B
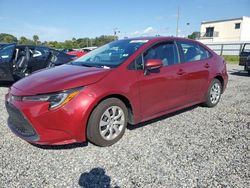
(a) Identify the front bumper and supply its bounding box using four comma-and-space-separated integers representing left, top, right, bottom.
5, 89, 96, 145
6, 101, 39, 142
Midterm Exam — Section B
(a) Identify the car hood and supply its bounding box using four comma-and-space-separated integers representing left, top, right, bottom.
12, 64, 111, 95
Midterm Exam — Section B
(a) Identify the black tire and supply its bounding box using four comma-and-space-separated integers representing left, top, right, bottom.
248, 70, 250, 76
87, 98, 128, 147
203, 79, 222, 107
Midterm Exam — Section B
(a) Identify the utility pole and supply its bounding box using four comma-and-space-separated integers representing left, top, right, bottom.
113, 28, 120, 39
176, 6, 180, 37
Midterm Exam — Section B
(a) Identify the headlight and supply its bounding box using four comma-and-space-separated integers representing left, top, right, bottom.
22, 87, 83, 110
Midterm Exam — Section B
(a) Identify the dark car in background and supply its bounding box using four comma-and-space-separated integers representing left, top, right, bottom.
239, 43, 250, 75
0, 43, 75, 81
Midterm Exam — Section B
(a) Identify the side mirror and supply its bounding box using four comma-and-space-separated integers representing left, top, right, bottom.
144, 59, 163, 75
145, 59, 163, 70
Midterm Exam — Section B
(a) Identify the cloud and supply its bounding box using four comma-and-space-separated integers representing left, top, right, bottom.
131, 26, 156, 36
131, 31, 140, 35
143, 27, 154, 34
23, 24, 68, 41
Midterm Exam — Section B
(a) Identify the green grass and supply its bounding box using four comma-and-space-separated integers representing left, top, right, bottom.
222, 55, 239, 64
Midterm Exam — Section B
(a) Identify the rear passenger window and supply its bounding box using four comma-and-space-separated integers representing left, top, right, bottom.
31, 47, 50, 61
143, 42, 179, 66
178, 42, 210, 62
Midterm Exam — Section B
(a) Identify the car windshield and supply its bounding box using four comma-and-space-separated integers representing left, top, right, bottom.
0, 44, 15, 62
71, 39, 148, 68
0, 43, 9, 50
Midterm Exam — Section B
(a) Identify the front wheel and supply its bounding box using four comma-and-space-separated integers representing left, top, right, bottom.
87, 98, 128, 147
203, 79, 222, 107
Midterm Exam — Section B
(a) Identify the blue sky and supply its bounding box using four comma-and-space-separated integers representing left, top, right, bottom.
0, 0, 249, 41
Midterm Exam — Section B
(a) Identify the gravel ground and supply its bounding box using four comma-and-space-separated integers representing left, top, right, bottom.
0, 64, 249, 187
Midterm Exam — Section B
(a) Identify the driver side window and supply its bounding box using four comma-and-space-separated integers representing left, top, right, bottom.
143, 42, 179, 67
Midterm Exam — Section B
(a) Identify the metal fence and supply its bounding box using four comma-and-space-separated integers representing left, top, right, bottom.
204, 43, 247, 56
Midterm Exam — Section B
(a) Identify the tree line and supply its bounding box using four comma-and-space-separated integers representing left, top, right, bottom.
0, 33, 118, 49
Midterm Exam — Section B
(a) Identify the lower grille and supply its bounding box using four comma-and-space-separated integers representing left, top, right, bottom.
5, 101, 39, 141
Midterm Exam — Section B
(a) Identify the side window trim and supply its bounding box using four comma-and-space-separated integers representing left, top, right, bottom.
173, 40, 182, 64
176, 41, 186, 63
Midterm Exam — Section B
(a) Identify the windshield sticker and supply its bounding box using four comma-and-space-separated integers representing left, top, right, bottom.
129, 40, 149, 43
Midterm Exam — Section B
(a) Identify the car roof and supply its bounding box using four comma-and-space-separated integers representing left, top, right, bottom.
16, 44, 49, 48
121, 36, 198, 43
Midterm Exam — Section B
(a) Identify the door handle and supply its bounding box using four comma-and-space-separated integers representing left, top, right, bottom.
177, 69, 185, 75
204, 63, 210, 68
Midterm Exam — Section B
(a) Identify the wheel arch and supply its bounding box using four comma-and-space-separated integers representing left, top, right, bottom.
89, 94, 134, 126
214, 75, 224, 92
100, 94, 134, 124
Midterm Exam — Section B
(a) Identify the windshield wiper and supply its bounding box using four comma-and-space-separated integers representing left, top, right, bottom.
71, 61, 111, 69
79, 63, 95, 67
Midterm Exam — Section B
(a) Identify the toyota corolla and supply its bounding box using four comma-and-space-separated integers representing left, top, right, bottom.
5, 37, 228, 147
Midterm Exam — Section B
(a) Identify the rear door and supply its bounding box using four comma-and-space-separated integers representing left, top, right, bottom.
176, 41, 211, 103
136, 41, 188, 119
239, 43, 250, 66
0, 44, 16, 81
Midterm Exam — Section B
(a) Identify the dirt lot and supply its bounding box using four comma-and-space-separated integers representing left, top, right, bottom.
0, 64, 249, 187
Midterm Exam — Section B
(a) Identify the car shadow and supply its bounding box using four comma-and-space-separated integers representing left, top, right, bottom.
127, 105, 199, 130
228, 69, 249, 77
31, 142, 88, 150
0, 81, 14, 88
79, 167, 120, 188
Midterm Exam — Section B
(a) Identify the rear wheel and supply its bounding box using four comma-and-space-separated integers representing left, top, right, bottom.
248, 70, 250, 76
203, 79, 222, 107
87, 98, 128, 147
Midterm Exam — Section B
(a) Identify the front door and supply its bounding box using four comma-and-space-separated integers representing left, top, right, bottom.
136, 41, 188, 120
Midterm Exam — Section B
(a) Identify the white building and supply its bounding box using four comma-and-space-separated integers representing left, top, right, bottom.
198, 16, 250, 43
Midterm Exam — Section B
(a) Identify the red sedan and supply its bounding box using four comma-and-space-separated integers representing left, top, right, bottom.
5, 37, 228, 147
66, 50, 87, 58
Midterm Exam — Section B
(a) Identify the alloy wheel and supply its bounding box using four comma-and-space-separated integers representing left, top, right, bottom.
99, 106, 125, 141
210, 82, 221, 104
